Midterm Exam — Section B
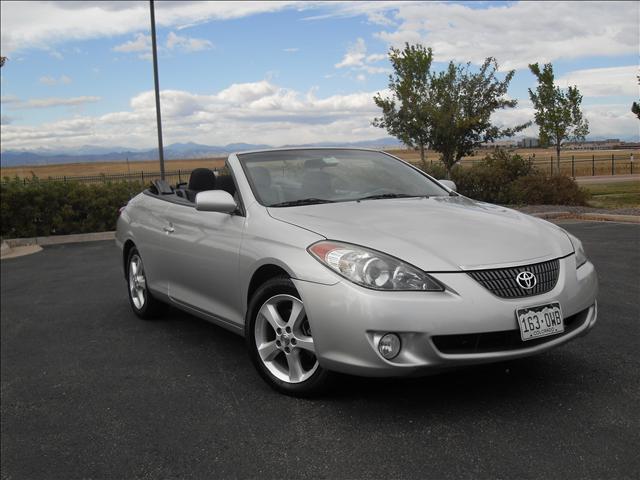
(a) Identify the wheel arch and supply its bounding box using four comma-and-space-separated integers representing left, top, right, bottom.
246, 263, 291, 307
122, 239, 136, 278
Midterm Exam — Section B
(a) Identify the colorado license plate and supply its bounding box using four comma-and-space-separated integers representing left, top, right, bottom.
516, 302, 564, 341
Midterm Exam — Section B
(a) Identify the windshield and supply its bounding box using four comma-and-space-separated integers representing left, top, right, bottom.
238, 149, 450, 207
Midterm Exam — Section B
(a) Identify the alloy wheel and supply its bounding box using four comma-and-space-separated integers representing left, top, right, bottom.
128, 254, 147, 310
254, 294, 318, 383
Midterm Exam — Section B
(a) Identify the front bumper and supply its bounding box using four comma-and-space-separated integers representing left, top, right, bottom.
293, 256, 598, 377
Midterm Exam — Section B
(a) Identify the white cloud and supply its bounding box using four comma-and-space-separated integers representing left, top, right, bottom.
39, 75, 57, 86
0, 1, 308, 54
335, 38, 367, 69
113, 33, 151, 53
557, 66, 639, 97
0, 81, 386, 150
582, 103, 640, 139
335, 38, 388, 76
39, 74, 72, 85
3, 96, 100, 109
3, 1, 637, 74
1, 81, 638, 151
373, 1, 639, 70
283, 47, 300, 53
0, 95, 20, 104
302, 1, 410, 26
166, 31, 213, 52
114, 31, 212, 58
49, 50, 64, 60
489, 100, 639, 141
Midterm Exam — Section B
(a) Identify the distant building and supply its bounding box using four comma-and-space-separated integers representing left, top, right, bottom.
479, 139, 518, 148
564, 139, 630, 150
517, 137, 540, 148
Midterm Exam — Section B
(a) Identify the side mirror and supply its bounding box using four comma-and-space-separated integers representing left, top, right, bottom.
438, 179, 457, 192
195, 190, 237, 213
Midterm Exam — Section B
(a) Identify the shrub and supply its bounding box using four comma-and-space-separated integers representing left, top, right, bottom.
509, 175, 590, 206
447, 149, 588, 206
415, 161, 449, 180
451, 150, 536, 203
0, 177, 145, 238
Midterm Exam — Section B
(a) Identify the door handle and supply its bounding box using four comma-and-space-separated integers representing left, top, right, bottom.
163, 225, 175, 234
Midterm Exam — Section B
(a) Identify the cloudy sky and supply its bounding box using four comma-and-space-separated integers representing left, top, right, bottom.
0, 0, 638, 152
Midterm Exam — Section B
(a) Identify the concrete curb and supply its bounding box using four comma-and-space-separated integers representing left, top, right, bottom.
530, 212, 640, 223
529, 211, 573, 220
1, 244, 43, 260
3, 231, 115, 248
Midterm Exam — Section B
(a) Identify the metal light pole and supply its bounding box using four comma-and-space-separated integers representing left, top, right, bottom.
149, 0, 165, 180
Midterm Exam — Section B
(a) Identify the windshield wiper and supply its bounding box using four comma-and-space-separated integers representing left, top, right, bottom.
357, 193, 426, 201
269, 198, 336, 207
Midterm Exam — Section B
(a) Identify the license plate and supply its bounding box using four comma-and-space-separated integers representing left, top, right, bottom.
516, 302, 564, 341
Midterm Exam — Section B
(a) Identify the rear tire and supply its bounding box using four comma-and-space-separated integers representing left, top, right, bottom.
126, 247, 162, 319
246, 276, 333, 397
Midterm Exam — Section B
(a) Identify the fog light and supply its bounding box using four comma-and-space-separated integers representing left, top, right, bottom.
378, 333, 401, 360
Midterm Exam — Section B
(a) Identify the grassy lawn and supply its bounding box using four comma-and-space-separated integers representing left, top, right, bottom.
583, 181, 640, 209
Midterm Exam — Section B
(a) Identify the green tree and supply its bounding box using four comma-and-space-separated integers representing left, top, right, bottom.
528, 62, 589, 173
0, 56, 6, 67
373, 45, 527, 176
427, 58, 528, 176
373, 44, 434, 169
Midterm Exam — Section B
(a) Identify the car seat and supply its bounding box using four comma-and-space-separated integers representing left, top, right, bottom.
186, 168, 216, 202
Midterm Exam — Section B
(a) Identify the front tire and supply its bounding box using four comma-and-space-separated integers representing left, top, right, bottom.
126, 247, 162, 319
246, 276, 333, 397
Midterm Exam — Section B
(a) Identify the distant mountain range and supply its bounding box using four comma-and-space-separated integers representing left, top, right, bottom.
0, 138, 403, 167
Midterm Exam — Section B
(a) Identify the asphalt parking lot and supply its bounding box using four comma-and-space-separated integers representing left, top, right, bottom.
1, 222, 639, 479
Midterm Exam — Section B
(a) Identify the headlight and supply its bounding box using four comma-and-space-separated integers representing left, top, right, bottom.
308, 241, 444, 291
567, 232, 588, 268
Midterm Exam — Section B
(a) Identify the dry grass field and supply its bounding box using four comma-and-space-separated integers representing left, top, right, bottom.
388, 148, 639, 176
1, 147, 638, 179
0, 157, 228, 179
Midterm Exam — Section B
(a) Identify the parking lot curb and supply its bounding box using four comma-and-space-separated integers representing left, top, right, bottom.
3, 231, 115, 248
577, 213, 640, 223
529, 212, 640, 223
530, 211, 573, 220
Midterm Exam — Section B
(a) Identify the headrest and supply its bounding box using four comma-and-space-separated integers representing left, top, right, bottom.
304, 158, 327, 170
188, 168, 216, 191
216, 175, 236, 196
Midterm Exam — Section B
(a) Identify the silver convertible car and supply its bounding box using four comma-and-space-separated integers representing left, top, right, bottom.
116, 148, 598, 396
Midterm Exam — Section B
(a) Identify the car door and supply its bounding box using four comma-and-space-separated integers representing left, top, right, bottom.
161, 201, 246, 326
130, 195, 171, 296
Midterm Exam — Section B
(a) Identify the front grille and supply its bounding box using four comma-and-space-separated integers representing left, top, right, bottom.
467, 258, 560, 298
431, 308, 588, 355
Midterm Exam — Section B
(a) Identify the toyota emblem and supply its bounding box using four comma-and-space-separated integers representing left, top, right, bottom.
516, 271, 537, 289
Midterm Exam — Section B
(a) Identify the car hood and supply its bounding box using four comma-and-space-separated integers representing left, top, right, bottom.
267, 196, 573, 271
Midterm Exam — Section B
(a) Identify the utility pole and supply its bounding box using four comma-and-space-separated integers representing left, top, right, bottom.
149, 0, 165, 180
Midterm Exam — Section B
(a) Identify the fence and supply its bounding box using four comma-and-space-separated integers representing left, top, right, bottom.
1, 153, 636, 185
1, 168, 218, 186
416, 153, 637, 177
516, 153, 635, 177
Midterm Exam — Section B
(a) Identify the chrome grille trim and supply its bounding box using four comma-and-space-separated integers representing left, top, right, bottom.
467, 258, 560, 298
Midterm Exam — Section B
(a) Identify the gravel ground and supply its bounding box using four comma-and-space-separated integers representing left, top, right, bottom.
514, 204, 640, 216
